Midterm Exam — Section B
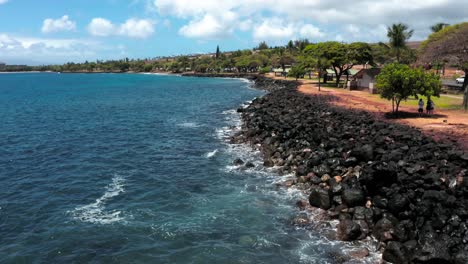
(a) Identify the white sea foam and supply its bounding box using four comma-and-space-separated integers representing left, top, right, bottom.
218, 100, 382, 263
70, 175, 126, 224
177, 122, 200, 128
205, 149, 218, 158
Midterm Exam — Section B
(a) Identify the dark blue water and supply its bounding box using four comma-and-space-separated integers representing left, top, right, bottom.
0, 73, 374, 263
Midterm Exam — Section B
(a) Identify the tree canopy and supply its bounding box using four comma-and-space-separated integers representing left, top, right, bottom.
377, 63, 441, 113
304, 41, 373, 86
386, 23, 414, 63
418, 22, 468, 110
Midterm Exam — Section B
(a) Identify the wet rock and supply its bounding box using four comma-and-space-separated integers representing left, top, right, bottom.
291, 215, 310, 227
313, 164, 331, 177
388, 194, 409, 215
228, 77, 468, 262
245, 161, 255, 168
337, 219, 362, 241
382, 241, 409, 264
296, 200, 308, 210
348, 248, 370, 259
373, 214, 400, 242
263, 159, 274, 167
321, 174, 331, 182
310, 175, 322, 185
233, 158, 244, 165
309, 187, 332, 210
342, 188, 365, 207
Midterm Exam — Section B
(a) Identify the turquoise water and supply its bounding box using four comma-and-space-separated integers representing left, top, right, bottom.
0, 73, 357, 263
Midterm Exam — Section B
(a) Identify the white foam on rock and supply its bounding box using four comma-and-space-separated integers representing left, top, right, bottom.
218, 101, 384, 263
70, 175, 126, 224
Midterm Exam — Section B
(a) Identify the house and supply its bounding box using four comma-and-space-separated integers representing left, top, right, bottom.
273, 68, 290, 77
352, 68, 381, 93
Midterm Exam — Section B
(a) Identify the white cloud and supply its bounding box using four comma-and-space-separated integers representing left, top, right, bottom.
300, 24, 325, 39
253, 18, 295, 42
152, 0, 468, 42
179, 12, 237, 39
88, 18, 155, 39
0, 0, 9, 4
0, 33, 101, 64
119, 18, 155, 38
88, 18, 115, 37
41, 15, 76, 33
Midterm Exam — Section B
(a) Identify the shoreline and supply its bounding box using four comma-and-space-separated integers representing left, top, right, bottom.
223, 76, 467, 263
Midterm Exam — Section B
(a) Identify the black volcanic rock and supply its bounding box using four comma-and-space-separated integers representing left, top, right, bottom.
342, 188, 365, 207
309, 187, 332, 210
227, 77, 468, 263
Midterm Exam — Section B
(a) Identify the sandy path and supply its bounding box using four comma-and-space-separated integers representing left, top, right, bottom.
298, 82, 468, 151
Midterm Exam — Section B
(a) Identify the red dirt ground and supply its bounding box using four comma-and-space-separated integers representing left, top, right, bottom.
297, 81, 468, 151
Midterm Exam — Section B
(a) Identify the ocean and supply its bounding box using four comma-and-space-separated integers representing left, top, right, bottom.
0, 73, 373, 263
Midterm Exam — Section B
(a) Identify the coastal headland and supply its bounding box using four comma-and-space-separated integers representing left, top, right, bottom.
186, 73, 468, 264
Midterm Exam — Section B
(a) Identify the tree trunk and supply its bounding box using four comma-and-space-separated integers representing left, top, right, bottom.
333, 68, 340, 87
395, 99, 401, 113
463, 69, 468, 111
392, 98, 395, 113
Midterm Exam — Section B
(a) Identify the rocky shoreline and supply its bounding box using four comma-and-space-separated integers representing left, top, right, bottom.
181, 73, 298, 92
226, 78, 468, 264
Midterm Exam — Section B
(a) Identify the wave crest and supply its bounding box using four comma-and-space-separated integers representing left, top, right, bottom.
69, 175, 126, 224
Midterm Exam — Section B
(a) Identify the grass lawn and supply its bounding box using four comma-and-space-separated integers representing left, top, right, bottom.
366, 94, 464, 110
399, 95, 463, 110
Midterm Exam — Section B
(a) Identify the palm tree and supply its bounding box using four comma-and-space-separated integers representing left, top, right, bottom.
386, 23, 414, 63
430, 23, 449, 33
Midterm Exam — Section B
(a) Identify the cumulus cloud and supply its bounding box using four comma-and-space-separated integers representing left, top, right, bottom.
252, 18, 324, 43
299, 24, 325, 39
88, 18, 115, 37
152, 0, 468, 42
253, 18, 295, 42
41, 15, 76, 33
87, 18, 155, 38
0, 33, 100, 64
179, 12, 237, 39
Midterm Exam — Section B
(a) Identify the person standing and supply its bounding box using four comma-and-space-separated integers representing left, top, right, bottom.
426, 99, 434, 115
418, 99, 424, 116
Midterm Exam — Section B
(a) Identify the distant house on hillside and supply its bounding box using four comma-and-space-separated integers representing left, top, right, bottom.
351, 68, 381, 93
0, 62, 5, 70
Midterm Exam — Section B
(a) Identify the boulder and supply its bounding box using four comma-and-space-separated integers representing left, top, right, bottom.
337, 219, 362, 241
233, 158, 244, 165
309, 187, 332, 210
342, 188, 365, 207
382, 241, 409, 264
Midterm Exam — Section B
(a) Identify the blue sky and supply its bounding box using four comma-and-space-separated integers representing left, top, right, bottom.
0, 0, 467, 65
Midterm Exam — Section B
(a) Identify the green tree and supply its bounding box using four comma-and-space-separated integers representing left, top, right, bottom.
418, 22, 468, 110
431, 23, 449, 33
305, 42, 372, 87
257, 41, 269, 50
288, 65, 306, 80
385, 23, 414, 63
216, 45, 220, 59
376, 63, 440, 113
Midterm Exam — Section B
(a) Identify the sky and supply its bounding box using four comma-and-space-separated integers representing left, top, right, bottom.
0, 0, 467, 65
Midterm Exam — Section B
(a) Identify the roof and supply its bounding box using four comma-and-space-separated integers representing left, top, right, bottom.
354, 68, 381, 79
273, 68, 290, 73
347, 69, 359, 75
